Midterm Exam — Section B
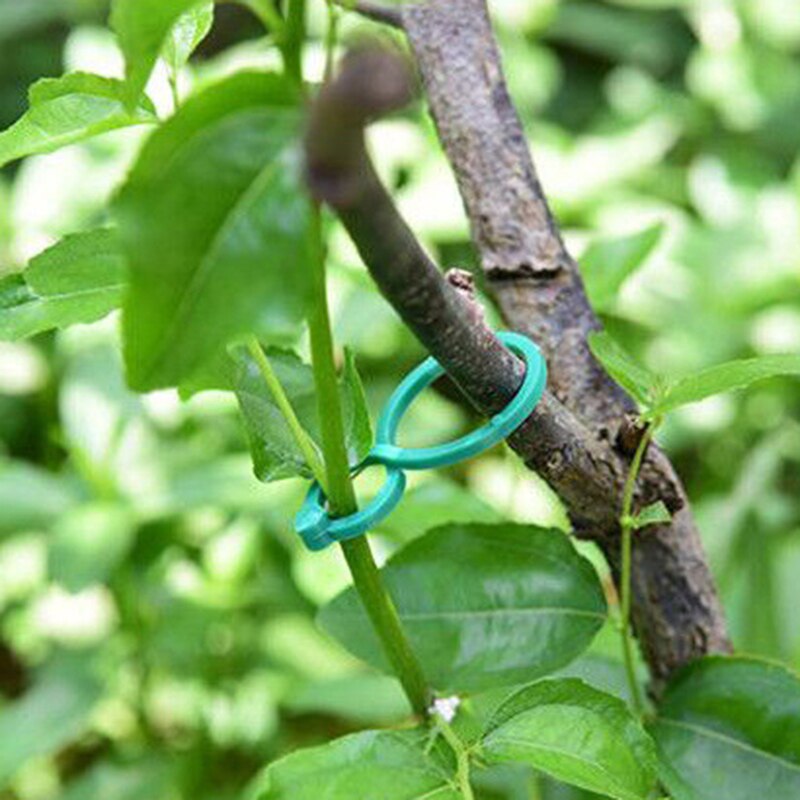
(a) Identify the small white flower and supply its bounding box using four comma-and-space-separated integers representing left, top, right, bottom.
430, 695, 461, 724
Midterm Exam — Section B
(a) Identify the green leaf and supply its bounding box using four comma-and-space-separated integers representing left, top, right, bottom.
162, 3, 214, 75
654, 354, 800, 414
111, 0, 208, 103
0, 655, 103, 785
284, 674, 411, 725
0, 230, 127, 341
650, 656, 800, 800
631, 501, 671, 530
340, 347, 373, 469
375, 477, 501, 543
247, 729, 459, 800
587, 331, 659, 407
232, 346, 372, 482
581, 223, 664, 311
319, 523, 607, 693
0, 460, 80, 537
0, 73, 156, 169
116, 72, 313, 391
49, 504, 136, 592
480, 679, 658, 800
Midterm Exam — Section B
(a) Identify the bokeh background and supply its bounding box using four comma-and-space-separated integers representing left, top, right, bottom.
0, 0, 799, 797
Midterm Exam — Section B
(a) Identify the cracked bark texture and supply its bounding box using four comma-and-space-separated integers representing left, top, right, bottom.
308, 8, 731, 686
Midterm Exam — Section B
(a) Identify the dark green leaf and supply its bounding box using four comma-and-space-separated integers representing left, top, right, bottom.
111, 0, 207, 103
319, 523, 607, 693
116, 72, 313, 390
654, 355, 800, 414
0, 73, 156, 169
650, 656, 800, 800
247, 729, 459, 800
587, 331, 658, 407
162, 3, 214, 75
481, 679, 658, 800
49, 504, 136, 592
0, 230, 127, 341
631, 501, 671, 530
232, 346, 371, 482
581, 223, 664, 311
0, 655, 103, 784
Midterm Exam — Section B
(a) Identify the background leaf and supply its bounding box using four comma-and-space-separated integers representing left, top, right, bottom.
111, 0, 207, 103
587, 331, 658, 407
162, 3, 214, 76
247, 729, 459, 800
481, 679, 658, 800
0, 229, 126, 341
654, 355, 800, 414
319, 523, 607, 693
650, 656, 800, 800
0, 655, 102, 785
0, 72, 156, 169
580, 223, 664, 311
117, 72, 313, 391
0, 460, 80, 537
49, 504, 136, 592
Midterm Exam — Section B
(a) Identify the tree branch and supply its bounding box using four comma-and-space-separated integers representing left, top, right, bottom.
401, 0, 731, 684
305, 44, 730, 689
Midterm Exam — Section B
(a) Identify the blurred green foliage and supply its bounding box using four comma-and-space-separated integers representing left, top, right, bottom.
0, 0, 798, 798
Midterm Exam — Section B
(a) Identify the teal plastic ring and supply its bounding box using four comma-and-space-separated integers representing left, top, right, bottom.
369, 331, 547, 470
294, 464, 406, 551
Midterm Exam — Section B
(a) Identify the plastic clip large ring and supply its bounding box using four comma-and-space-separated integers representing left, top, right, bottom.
368, 331, 547, 470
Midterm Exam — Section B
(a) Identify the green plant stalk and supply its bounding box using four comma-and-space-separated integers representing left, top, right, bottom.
282, 0, 307, 85
435, 715, 475, 800
619, 421, 657, 718
323, 0, 340, 81
246, 336, 328, 491
307, 206, 431, 718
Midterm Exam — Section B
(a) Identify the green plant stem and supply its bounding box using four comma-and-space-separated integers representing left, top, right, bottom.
307, 206, 431, 718
246, 336, 328, 491
323, 0, 340, 81
435, 715, 475, 800
282, 0, 307, 85
619, 421, 657, 718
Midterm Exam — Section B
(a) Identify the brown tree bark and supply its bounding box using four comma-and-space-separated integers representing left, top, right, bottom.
307, 2, 731, 690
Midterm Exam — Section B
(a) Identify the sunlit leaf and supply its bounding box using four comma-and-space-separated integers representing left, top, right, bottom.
0, 73, 156, 169
654, 355, 800, 414
481, 679, 658, 800
162, 3, 214, 76
587, 331, 659, 407
247, 729, 459, 800
0, 230, 126, 341
111, 0, 208, 103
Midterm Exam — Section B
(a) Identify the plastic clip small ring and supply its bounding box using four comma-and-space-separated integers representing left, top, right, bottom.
369, 331, 547, 470
294, 464, 407, 551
